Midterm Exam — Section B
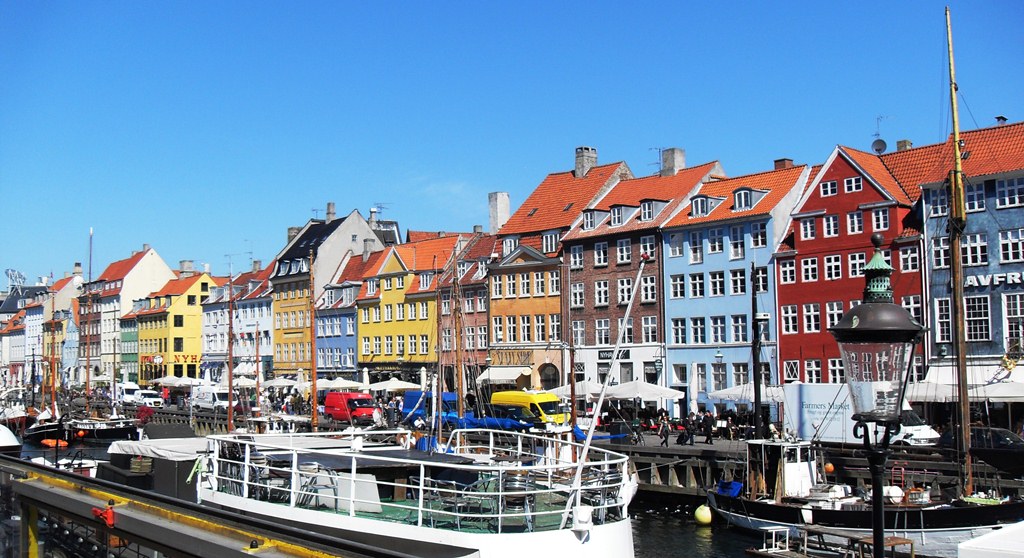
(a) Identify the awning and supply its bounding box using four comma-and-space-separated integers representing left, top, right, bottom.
476, 366, 531, 385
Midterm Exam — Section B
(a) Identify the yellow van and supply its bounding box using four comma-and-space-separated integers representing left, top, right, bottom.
490, 390, 568, 425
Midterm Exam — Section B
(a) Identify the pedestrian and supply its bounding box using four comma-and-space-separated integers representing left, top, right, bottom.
658, 416, 670, 447
685, 412, 696, 445
702, 410, 714, 444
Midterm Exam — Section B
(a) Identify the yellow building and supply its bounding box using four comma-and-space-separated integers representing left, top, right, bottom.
357, 235, 461, 385
131, 272, 221, 385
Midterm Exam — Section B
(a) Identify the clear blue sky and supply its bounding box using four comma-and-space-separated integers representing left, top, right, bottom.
2, 1, 1022, 285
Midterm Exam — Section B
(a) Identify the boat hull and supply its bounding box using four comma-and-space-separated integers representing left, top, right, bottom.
707, 490, 1024, 557
22, 422, 65, 445
66, 420, 139, 442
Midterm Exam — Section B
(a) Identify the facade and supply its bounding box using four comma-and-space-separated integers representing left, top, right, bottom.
776, 146, 924, 386
270, 205, 385, 378
493, 146, 631, 391
356, 234, 461, 385
662, 161, 809, 416
563, 150, 721, 416
317, 253, 376, 381
0, 285, 46, 386
202, 261, 273, 384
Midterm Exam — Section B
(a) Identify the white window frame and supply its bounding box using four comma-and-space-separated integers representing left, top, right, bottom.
824, 254, 842, 280
872, 208, 890, 231
689, 231, 703, 263
930, 187, 950, 216
800, 218, 816, 240
801, 257, 818, 282
844, 176, 862, 193
1001, 229, 1024, 263
965, 182, 985, 213
594, 242, 608, 266
997, 177, 1024, 208
729, 225, 745, 259
823, 215, 839, 237
542, 232, 558, 253
708, 228, 724, 253
616, 239, 632, 264
751, 222, 767, 248
847, 212, 863, 234
900, 246, 920, 271
779, 260, 796, 284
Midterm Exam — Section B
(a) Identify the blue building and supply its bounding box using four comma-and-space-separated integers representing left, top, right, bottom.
317, 254, 373, 381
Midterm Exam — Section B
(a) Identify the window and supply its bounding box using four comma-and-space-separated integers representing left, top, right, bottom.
932, 237, 950, 268
502, 274, 515, 297
712, 313, 729, 344
823, 215, 839, 237
372, 307, 381, 322
668, 233, 684, 257
965, 182, 985, 212
492, 274, 503, 297
708, 228, 724, 253
731, 315, 748, 343
373, 336, 382, 355
1006, 293, 1024, 355
696, 363, 708, 392
820, 180, 837, 197
641, 201, 654, 221
520, 315, 531, 342
751, 222, 767, 248
595, 319, 610, 345
420, 335, 429, 354
618, 317, 634, 344
935, 298, 951, 343
594, 280, 609, 306
965, 296, 991, 341
901, 295, 923, 324
397, 335, 405, 355
779, 260, 796, 284
900, 247, 920, 271
440, 294, 450, 315
639, 235, 656, 258
800, 218, 816, 240
640, 275, 657, 302
542, 232, 558, 253
849, 252, 866, 277
730, 268, 746, 295
844, 176, 862, 192
709, 271, 725, 296
610, 207, 624, 226
729, 225, 744, 259
549, 270, 560, 294
754, 267, 768, 293
805, 360, 822, 383
548, 314, 559, 342
825, 255, 842, 280
384, 304, 394, 321
690, 317, 706, 344
519, 273, 531, 296
801, 257, 818, 282
362, 337, 370, 355
691, 197, 708, 217
689, 231, 703, 263
962, 233, 988, 266
781, 305, 798, 334
670, 275, 685, 298
996, 177, 1024, 208
533, 272, 545, 296
929, 187, 950, 216
671, 318, 687, 344
712, 363, 726, 391
506, 316, 517, 342
616, 239, 631, 263
872, 208, 890, 231
594, 242, 608, 266
571, 320, 585, 346
570, 283, 584, 308
733, 190, 751, 210
847, 212, 863, 234
569, 245, 583, 269
802, 303, 821, 333
733, 363, 749, 386
1001, 229, 1024, 263
502, 237, 518, 255
617, 278, 633, 305
173, 315, 183, 327
689, 273, 704, 298
828, 358, 845, 383
419, 302, 428, 319
385, 336, 394, 354
583, 212, 595, 230
784, 361, 800, 382
826, 301, 844, 328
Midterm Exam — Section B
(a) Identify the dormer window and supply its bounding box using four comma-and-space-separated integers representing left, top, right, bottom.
734, 190, 752, 211
366, 279, 378, 296
502, 236, 518, 256
610, 207, 624, 226
640, 201, 654, 221
542, 232, 558, 253
691, 197, 709, 217
583, 212, 596, 230
458, 262, 471, 277
419, 272, 434, 290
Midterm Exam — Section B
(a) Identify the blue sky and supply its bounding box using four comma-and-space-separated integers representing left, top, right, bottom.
2, 1, 1022, 285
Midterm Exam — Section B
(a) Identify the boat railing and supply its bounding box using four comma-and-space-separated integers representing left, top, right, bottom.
205, 428, 630, 533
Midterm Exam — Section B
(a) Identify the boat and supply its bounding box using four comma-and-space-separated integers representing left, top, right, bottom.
0, 424, 22, 456
64, 409, 139, 442
0, 388, 35, 432
21, 406, 66, 446
708, 10, 1024, 556
106, 427, 636, 558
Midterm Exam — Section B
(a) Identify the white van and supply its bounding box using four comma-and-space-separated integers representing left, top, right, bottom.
192, 385, 232, 412
118, 382, 142, 403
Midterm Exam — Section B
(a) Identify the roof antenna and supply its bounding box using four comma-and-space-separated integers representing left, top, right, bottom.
871, 115, 888, 154
311, 208, 321, 219
648, 147, 664, 172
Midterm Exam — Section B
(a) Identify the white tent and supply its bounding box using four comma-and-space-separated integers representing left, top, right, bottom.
707, 383, 786, 403
969, 381, 1024, 402
606, 380, 685, 400
549, 380, 604, 399
263, 377, 296, 389
367, 378, 419, 392
475, 366, 531, 385
320, 377, 369, 390
904, 380, 962, 403
218, 377, 257, 388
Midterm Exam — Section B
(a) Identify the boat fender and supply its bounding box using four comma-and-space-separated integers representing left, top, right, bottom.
76, 430, 86, 438
694, 504, 712, 525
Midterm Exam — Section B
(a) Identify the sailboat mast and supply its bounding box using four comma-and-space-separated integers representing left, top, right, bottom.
946, 6, 973, 495
309, 248, 319, 432
49, 286, 57, 409
227, 262, 236, 433
750, 261, 763, 439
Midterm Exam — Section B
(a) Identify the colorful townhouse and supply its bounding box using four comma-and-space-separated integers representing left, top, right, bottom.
317, 251, 377, 382
492, 147, 631, 391
661, 161, 809, 417
562, 149, 721, 415
79, 245, 175, 384
0, 285, 46, 386
437, 230, 497, 397
58, 300, 79, 386
914, 120, 1024, 384
776, 146, 925, 386
201, 260, 273, 384
269, 204, 387, 379
127, 270, 222, 385
356, 234, 461, 386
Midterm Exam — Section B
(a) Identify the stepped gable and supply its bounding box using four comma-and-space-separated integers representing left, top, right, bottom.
500, 161, 627, 235
663, 164, 808, 228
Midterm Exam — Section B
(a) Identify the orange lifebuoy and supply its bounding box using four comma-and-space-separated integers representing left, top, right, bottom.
77, 430, 87, 438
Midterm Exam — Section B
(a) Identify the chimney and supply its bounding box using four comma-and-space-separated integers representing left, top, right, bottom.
252, 259, 262, 272
473, 224, 483, 234
73, 262, 82, 277
774, 158, 794, 170
142, 243, 151, 253
287, 227, 301, 243
488, 192, 510, 234
996, 115, 1008, 126
660, 148, 686, 176
362, 239, 374, 262
369, 207, 378, 228
896, 139, 913, 152
179, 260, 195, 275
575, 146, 597, 178
326, 202, 336, 223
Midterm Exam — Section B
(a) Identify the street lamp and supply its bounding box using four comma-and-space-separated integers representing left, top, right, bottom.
829, 234, 925, 558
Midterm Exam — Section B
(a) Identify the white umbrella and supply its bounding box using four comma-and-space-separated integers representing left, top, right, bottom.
151, 375, 183, 386
904, 381, 962, 403
549, 380, 603, 399
90, 374, 113, 384
263, 377, 296, 389
606, 380, 686, 400
970, 381, 1024, 402
219, 377, 257, 388
322, 378, 369, 390
707, 383, 786, 403
367, 378, 419, 392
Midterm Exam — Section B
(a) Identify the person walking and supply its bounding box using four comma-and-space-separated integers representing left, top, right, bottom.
658, 416, 670, 447
685, 412, 697, 445
702, 410, 714, 444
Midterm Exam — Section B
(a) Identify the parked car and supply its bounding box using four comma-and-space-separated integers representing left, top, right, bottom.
938, 426, 1024, 477
134, 389, 164, 408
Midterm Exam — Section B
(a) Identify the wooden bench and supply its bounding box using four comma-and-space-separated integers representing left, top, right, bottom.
855, 535, 914, 558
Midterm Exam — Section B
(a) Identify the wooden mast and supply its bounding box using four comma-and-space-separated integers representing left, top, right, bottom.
309, 247, 319, 432
227, 263, 236, 432
946, 6, 973, 495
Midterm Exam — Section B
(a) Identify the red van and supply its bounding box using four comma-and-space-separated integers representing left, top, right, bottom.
324, 392, 376, 425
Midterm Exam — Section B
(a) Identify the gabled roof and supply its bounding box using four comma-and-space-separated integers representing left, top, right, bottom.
499, 162, 629, 235
663, 164, 808, 228
439, 234, 498, 288
97, 249, 149, 282
406, 230, 473, 243
147, 273, 220, 299
842, 147, 913, 205
394, 235, 461, 272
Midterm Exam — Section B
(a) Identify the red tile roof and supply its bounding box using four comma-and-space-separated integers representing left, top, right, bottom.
97, 249, 149, 282
663, 164, 809, 228
843, 147, 914, 205
395, 235, 461, 272
500, 162, 629, 235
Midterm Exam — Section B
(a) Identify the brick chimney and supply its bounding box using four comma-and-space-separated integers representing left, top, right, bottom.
896, 139, 913, 152
326, 201, 336, 223
575, 146, 597, 178
660, 148, 686, 177
774, 158, 794, 170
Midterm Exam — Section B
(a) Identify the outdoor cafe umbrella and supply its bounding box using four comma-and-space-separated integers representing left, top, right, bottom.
707, 383, 786, 403
321, 378, 369, 390
549, 380, 603, 399
368, 378, 420, 392
605, 380, 686, 400
262, 377, 297, 389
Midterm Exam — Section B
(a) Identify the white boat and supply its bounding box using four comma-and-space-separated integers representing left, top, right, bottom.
111, 427, 636, 558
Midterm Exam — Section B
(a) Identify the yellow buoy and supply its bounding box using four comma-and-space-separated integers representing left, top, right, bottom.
694, 504, 713, 525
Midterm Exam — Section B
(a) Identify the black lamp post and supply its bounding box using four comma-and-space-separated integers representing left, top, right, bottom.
829, 234, 925, 558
